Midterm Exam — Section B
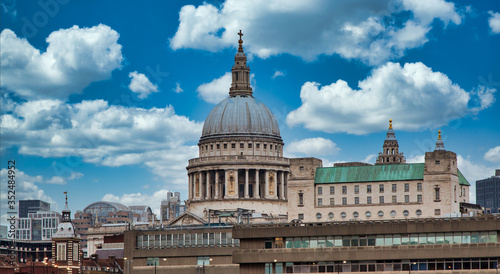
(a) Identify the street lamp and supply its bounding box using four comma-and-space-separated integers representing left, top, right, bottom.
409, 262, 417, 273
124, 257, 133, 274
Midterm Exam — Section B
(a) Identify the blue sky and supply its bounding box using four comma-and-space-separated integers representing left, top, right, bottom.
1, 0, 499, 222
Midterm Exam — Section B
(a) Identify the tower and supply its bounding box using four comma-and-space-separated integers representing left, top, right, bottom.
376, 119, 406, 164
186, 31, 290, 221
51, 192, 81, 274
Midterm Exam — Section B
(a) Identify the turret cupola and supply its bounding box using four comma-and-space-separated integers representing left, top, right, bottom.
229, 30, 252, 97
376, 119, 406, 165
435, 130, 445, 151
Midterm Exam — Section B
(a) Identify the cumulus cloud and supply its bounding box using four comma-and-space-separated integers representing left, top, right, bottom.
170, 0, 462, 65
285, 137, 340, 157
45, 172, 83, 185
287, 62, 496, 134
457, 155, 496, 204
484, 146, 500, 163
197, 72, 232, 103
0, 25, 123, 100
0, 99, 202, 182
488, 11, 500, 33
1, 169, 58, 225
272, 70, 285, 79
129, 71, 159, 99
173, 82, 184, 93
102, 189, 175, 216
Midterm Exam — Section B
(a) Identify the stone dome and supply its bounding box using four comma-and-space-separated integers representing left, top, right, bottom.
200, 95, 281, 141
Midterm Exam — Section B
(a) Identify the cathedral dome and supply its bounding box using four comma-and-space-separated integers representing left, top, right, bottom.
201, 95, 281, 141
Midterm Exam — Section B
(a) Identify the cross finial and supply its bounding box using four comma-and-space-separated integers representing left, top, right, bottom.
438, 130, 441, 140
238, 30, 243, 40
389, 119, 393, 130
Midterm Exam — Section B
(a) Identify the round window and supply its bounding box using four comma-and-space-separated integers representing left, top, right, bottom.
365, 211, 371, 218
378, 211, 384, 217
328, 212, 334, 219
416, 209, 422, 216
316, 213, 322, 219
391, 210, 396, 217
353, 212, 359, 218
403, 210, 409, 217
341, 212, 347, 218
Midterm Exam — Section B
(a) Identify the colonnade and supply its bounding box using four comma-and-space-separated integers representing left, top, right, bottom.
188, 168, 288, 201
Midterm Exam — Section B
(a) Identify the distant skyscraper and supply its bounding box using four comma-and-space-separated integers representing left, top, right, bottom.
19, 200, 50, 218
160, 192, 186, 222
15, 211, 61, 241
476, 169, 500, 214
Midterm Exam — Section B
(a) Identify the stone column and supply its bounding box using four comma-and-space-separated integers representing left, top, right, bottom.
224, 169, 229, 198
244, 169, 249, 198
255, 169, 260, 199
198, 171, 203, 201
273, 170, 278, 199
234, 169, 239, 198
214, 170, 219, 199
206, 171, 210, 199
188, 173, 192, 199
281, 171, 285, 200
265, 169, 269, 199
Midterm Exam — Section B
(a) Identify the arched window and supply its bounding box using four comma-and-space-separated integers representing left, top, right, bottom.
392, 149, 394, 154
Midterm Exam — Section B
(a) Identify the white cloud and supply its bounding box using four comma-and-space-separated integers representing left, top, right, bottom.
102, 189, 176, 216
457, 155, 496, 204
272, 70, 285, 79
45, 171, 83, 185
1, 99, 203, 182
170, 0, 462, 65
287, 62, 496, 134
484, 146, 500, 163
488, 11, 500, 33
128, 71, 159, 99
0, 169, 58, 225
196, 72, 231, 103
285, 137, 340, 157
0, 25, 123, 100
362, 154, 377, 163
173, 82, 184, 93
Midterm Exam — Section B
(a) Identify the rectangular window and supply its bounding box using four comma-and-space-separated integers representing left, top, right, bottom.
318, 198, 323, 206
379, 184, 384, 193
435, 160, 440, 165
435, 187, 441, 201
298, 214, 304, 220
240, 143, 244, 148
392, 195, 397, 203
231, 143, 236, 148
210, 145, 213, 150
197, 256, 210, 266
367, 185, 372, 193
298, 193, 304, 205
224, 144, 228, 149
405, 195, 410, 203
417, 194, 422, 203
435, 209, 441, 215
270, 145, 273, 150
355, 197, 359, 204
73, 243, 79, 261
248, 143, 252, 148
404, 183, 409, 192
354, 185, 359, 194
379, 196, 384, 204
330, 198, 335, 205
417, 183, 422, 191
367, 196, 372, 204
330, 186, 335, 194
342, 197, 347, 205
264, 144, 267, 149
392, 184, 397, 192
147, 257, 160, 266
342, 186, 347, 194
318, 187, 322, 195
217, 144, 220, 149
57, 243, 66, 261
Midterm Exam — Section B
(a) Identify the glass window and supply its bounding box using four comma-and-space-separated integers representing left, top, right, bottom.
354, 185, 359, 194
392, 184, 397, 192
298, 193, 304, 205
453, 233, 461, 244
417, 183, 422, 191
489, 231, 497, 243
471, 232, 479, 243
318, 187, 323, 195
367, 185, 372, 193
326, 236, 334, 247
328, 212, 334, 219
378, 211, 384, 217
342, 197, 347, 205
351, 236, 359, 246
197, 233, 203, 245
376, 235, 384, 246
167, 234, 172, 246
404, 183, 409, 192
379, 184, 384, 193
293, 237, 301, 248
418, 234, 427, 244
391, 210, 396, 217
384, 235, 393, 246
334, 236, 342, 247
353, 212, 359, 218
401, 234, 410, 245
379, 196, 384, 204
341, 212, 347, 218
355, 197, 359, 204
302, 237, 309, 248
318, 198, 322, 206
367, 236, 376, 246
416, 209, 422, 216
393, 234, 401, 245
392, 195, 397, 203
434, 187, 440, 201
318, 237, 327, 247
342, 186, 347, 194
462, 232, 470, 244
427, 233, 435, 244
330, 198, 335, 205
436, 233, 445, 244
330, 186, 335, 194
310, 237, 318, 248
172, 234, 179, 246
298, 214, 304, 220
405, 195, 410, 203
417, 195, 422, 203
316, 213, 322, 219
479, 232, 489, 243
365, 211, 371, 218
178, 234, 184, 246
403, 210, 409, 217
410, 234, 418, 245
367, 196, 372, 204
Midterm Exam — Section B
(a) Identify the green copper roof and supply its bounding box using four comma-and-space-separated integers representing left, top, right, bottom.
315, 163, 470, 186
458, 169, 470, 186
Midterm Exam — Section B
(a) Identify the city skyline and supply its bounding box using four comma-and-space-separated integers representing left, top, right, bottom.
1, 0, 499, 223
